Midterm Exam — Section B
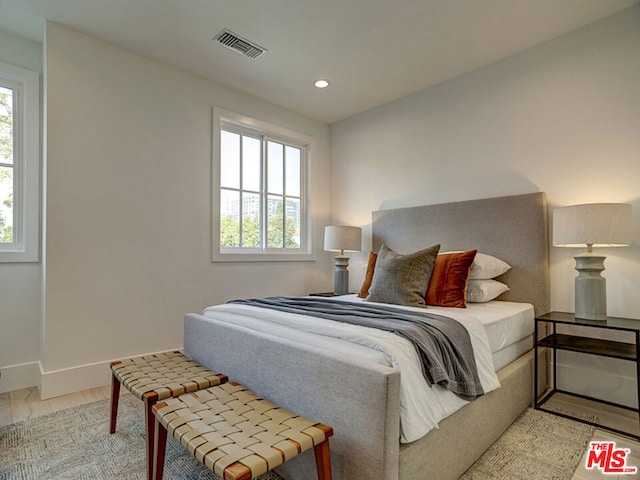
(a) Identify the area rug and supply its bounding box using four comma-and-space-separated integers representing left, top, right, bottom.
461, 408, 594, 479
0, 395, 594, 480
0, 393, 283, 480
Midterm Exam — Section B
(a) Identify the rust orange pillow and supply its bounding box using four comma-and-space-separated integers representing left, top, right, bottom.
357, 251, 378, 298
425, 250, 477, 308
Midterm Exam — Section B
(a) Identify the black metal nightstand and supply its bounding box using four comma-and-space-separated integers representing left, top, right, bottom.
534, 311, 640, 439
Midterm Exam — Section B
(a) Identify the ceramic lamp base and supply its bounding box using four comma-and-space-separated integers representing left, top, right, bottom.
333, 255, 350, 295
574, 253, 607, 321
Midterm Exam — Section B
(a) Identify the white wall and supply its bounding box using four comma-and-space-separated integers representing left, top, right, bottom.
0, 29, 42, 394
331, 6, 640, 405
41, 23, 332, 397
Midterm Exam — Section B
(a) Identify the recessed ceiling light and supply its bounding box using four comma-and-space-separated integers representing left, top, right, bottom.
314, 79, 330, 89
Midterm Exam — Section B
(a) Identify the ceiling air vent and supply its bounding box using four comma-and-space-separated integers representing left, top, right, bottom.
214, 29, 266, 59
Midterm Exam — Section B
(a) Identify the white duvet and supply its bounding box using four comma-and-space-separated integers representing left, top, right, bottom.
202, 296, 502, 443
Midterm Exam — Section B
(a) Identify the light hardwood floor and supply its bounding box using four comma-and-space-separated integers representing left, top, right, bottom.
0, 385, 114, 426
1, 385, 639, 478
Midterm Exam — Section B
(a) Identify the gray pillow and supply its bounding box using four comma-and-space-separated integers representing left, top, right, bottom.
365, 244, 440, 307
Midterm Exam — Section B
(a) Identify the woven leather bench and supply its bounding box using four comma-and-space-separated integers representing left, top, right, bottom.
109, 351, 228, 480
152, 382, 333, 480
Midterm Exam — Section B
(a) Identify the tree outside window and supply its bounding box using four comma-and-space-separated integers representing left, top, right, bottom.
0, 86, 14, 244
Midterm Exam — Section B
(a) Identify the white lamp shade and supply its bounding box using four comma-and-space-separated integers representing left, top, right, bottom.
324, 226, 362, 253
553, 203, 632, 248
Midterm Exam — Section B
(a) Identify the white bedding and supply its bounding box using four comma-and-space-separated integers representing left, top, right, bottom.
421, 301, 534, 354
333, 295, 535, 369
201, 296, 533, 443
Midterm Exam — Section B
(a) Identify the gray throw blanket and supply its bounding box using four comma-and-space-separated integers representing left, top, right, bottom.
228, 296, 484, 400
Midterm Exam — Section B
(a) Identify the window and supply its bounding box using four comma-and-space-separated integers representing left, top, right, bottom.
0, 61, 39, 263
212, 108, 312, 261
0, 83, 15, 244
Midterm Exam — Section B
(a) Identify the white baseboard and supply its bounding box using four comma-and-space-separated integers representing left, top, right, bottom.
39, 359, 113, 399
38, 348, 183, 400
0, 362, 41, 394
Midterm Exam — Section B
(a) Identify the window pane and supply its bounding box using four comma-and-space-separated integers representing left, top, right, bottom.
267, 195, 284, 248
241, 192, 260, 248
0, 86, 14, 244
242, 136, 261, 192
0, 86, 13, 166
286, 198, 301, 248
220, 188, 240, 247
220, 130, 240, 189
267, 141, 283, 194
0, 166, 13, 243
285, 146, 301, 197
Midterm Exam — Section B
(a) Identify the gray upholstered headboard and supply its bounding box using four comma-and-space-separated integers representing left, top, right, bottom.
371, 192, 549, 315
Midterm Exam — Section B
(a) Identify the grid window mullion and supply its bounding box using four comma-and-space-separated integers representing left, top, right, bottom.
238, 134, 244, 248
261, 136, 267, 249
281, 146, 287, 248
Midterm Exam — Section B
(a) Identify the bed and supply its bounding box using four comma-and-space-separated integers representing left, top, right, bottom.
184, 192, 549, 480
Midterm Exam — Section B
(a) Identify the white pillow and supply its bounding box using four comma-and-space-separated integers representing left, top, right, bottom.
466, 279, 510, 303
441, 251, 511, 279
468, 253, 510, 279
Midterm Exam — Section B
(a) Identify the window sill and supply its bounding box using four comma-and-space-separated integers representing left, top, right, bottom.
0, 248, 39, 263
212, 251, 316, 263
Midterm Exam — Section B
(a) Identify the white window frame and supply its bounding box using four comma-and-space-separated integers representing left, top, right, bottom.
0, 61, 39, 263
212, 107, 313, 262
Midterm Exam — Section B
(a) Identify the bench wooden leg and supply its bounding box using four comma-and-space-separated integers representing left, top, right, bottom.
109, 364, 121, 434
314, 439, 332, 480
314, 424, 333, 480
153, 404, 168, 480
144, 393, 159, 480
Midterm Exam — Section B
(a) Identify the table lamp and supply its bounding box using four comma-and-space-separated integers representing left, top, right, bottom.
324, 225, 362, 295
553, 203, 632, 321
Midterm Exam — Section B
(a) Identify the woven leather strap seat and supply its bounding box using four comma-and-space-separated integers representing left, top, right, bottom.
109, 351, 228, 480
152, 382, 333, 480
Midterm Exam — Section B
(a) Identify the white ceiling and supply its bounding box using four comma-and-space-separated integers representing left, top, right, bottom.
0, 0, 637, 124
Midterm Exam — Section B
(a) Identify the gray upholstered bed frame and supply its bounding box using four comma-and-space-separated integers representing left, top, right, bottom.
184, 192, 549, 480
